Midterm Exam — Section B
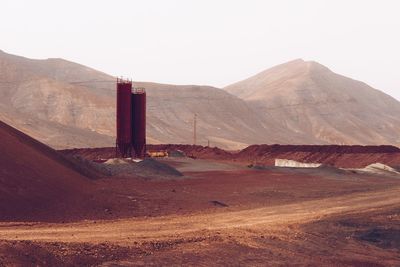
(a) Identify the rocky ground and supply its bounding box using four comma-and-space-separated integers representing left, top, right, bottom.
1, 155, 400, 266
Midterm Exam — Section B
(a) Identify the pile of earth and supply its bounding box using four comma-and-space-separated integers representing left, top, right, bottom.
355, 163, 400, 176
0, 120, 105, 221
100, 158, 183, 178
60, 147, 116, 161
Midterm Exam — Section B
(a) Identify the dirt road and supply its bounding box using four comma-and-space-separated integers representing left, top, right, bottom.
1, 186, 399, 245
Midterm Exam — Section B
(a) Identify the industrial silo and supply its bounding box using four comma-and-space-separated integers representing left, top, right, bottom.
116, 78, 132, 158
131, 87, 146, 158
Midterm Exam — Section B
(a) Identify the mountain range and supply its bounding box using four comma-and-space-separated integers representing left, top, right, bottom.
1, 50, 399, 149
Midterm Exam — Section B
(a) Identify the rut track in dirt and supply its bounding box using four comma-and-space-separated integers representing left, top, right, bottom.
1, 186, 400, 244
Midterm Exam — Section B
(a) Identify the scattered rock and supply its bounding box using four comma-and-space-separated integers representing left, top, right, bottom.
210, 200, 229, 207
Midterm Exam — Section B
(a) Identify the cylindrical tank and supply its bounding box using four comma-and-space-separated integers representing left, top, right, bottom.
131, 88, 146, 158
116, 79, 132, 157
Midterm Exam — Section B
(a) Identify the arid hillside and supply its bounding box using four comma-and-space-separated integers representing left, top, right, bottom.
0, 50, 297, 149
0, 50, 116, 148
134, 82, 300, 149
225, 59, 400, 146
2, 50, 400, 149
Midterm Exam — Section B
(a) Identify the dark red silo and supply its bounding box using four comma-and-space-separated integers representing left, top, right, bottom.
116, 78, 132, 158
131, 88, 146, 158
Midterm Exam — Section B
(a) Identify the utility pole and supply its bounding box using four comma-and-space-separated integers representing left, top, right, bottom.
193, 113, 197, 145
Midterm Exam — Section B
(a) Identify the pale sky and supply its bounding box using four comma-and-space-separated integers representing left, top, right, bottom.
1, 0, 400, 100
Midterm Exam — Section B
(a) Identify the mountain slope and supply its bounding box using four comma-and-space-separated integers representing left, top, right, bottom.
2, 50, 399, 148
136, 81, 306, 149
225, 59, 400, 146
0, 50, 294, 149
0, 50, 116, 148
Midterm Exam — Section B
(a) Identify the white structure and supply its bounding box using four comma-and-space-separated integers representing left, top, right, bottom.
275, 159, 322, 168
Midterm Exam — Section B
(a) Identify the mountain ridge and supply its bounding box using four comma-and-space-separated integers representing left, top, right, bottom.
1, 50, 294, 149
225, 59, 400, 146
1, 49, 399, 148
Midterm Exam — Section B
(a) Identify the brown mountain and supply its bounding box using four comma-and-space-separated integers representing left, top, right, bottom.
0, 50, 296, 150
225, 59, 400, 146
2, 50, 399, 149
0, 50, 116, 148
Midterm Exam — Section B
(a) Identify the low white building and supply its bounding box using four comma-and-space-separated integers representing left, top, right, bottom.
275, 159, 322, 168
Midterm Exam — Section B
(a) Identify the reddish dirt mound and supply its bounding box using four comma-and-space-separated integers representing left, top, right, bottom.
0, 121, 104, 222
239, 144, 400, 155
61, 144, 400, 168
234, 144, 400, 168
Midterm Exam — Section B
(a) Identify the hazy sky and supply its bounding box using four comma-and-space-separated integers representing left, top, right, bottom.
1, 0, 400, 100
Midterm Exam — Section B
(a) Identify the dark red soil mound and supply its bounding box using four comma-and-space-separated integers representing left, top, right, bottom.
239, 144, 400, 155
0, 121, 105, 221
61, 144, 400, 168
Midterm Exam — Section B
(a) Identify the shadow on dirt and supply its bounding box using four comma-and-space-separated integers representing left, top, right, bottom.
357, 228, 400, 249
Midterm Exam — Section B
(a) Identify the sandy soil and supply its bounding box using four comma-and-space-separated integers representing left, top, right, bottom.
2, 122, 400, 266
1, 186, 400, 244
1, 156, 400, 266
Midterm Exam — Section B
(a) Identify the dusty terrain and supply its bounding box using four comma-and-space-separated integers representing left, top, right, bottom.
1, 159, 400, 266
1, 122, 400, 266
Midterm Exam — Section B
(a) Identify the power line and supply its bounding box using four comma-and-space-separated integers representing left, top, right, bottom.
193, 113, 197, 145
68, 80, 115, 84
